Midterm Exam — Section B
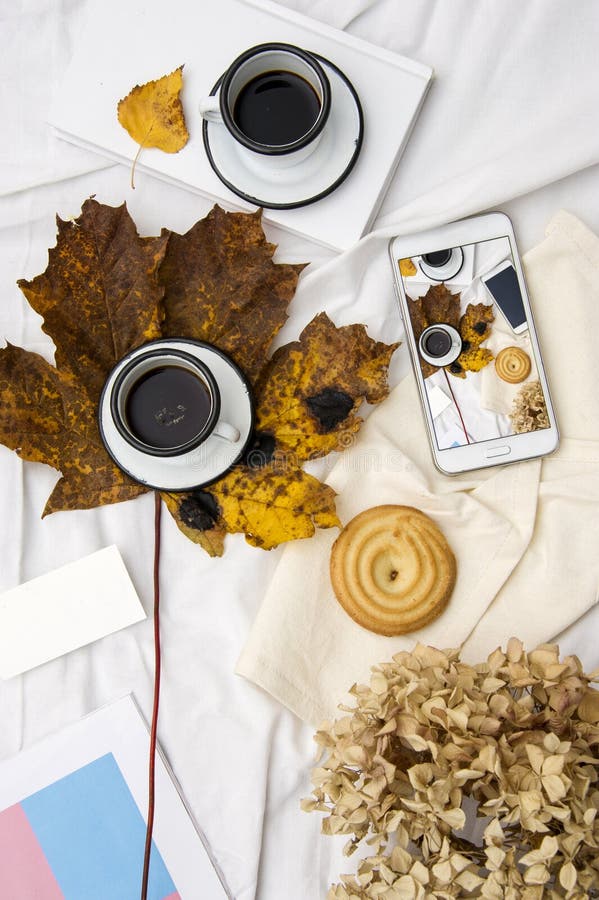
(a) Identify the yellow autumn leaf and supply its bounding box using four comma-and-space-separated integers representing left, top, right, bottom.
161, 490, 227, 558
117, 66, 189, 186
210, 464, 340, 550
254, 313, 398, 461
457, 302, 495, 375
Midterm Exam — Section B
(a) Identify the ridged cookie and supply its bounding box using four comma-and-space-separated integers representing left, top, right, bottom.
495, 346, 531, 384
330, 505, 456, 636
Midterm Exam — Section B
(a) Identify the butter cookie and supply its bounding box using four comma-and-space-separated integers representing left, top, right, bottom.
330, 505, 456, 635
495, 346, 531, 383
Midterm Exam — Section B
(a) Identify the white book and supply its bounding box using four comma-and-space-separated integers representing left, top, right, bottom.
49, 0, 432, 251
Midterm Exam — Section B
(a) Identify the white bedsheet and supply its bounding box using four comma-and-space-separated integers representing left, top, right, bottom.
1, 2, 599, 898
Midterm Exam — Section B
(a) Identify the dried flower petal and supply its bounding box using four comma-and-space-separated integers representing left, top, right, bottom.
559, 861, 577, 893
578, 690, 599, 723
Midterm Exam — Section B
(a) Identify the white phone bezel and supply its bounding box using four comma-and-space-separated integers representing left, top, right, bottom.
389, 211, 559, 475
481, 259, 528, 335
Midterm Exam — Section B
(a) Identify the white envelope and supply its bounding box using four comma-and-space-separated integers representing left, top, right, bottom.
0, 545, 146, 679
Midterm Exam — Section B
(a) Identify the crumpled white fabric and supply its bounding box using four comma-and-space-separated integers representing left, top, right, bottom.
2, 1, 599, 899
0, 0, 115, 196
237, 211, 599, 725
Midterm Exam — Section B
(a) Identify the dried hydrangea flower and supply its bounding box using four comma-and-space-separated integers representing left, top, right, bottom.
302, 641, 599, 898
510, 380, 550, 433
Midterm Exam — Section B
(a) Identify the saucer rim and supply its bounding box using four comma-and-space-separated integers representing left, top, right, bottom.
98, 338, 255, 492
202, 53, 364, 210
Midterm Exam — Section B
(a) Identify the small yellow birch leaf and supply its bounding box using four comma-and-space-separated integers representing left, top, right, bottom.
399, 257, 417, 276
117, 66, 189, 186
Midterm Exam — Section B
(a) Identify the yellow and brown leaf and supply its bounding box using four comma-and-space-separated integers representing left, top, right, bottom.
17, 199, 168, 404
398, 257, 417, 277
159, 206, 304, 383
2, 198, 167, 514
456, 302, 495, 377
164, 313, 398, 556
210, 465, 340, 550
162, 464, 339, 557
162, 490, 227, 557
0, 343, 147, 516
117, 66, 189, 154
1, 199, 398, 556
253, 313, 399, 460
407, 283, 494, 379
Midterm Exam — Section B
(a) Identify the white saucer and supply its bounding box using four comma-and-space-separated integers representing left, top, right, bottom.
99, 339, 254, 491
202, 55, 364, 209
418, 247, 465, 282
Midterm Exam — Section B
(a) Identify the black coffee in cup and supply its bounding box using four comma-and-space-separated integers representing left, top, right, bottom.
422, 250, 452, 268
233, 70, 321, 146
125, 365, 212, 450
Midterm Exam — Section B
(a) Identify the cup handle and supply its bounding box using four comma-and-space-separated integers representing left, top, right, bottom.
199, 96, 223, 123
213, 420, 240, 443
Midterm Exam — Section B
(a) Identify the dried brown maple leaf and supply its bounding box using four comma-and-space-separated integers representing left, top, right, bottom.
0, 199, 398, 557
1, 199, 168, 513
159, 206, 304, 383
407, 283, 494, 379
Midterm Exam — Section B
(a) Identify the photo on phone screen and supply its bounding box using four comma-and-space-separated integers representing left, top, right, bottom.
482, 261, 527, 332
398, 236, 550, 450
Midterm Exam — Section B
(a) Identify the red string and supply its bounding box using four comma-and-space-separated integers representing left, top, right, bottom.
141, 491, 162, 900
442, 369, 471, 445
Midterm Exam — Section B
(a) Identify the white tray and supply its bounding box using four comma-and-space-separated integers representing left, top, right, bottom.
49, 0, 432, 251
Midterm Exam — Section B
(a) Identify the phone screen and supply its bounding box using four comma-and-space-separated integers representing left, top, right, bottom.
397, 236, 550, 450
482, 264, 526, 330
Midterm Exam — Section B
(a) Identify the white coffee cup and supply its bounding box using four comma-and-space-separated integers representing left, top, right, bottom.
199, 42, 331, 172
108, 344, 239, 459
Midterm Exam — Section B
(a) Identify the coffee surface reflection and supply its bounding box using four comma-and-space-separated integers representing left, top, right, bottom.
125, 365, 212, 450
233, 70, 321, 146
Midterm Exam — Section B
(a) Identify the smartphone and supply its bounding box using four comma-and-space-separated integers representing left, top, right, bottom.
389, 212, 558, 475
481, 260, 527, 334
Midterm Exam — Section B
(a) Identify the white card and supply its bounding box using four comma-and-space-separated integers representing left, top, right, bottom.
427, 383, 452, 419
0, 546, 146, 679
437, 422, 474, 450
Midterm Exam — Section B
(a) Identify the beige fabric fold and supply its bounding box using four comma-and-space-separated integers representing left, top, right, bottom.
462, 211, 599, 656
237, 212, 599, 726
